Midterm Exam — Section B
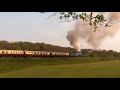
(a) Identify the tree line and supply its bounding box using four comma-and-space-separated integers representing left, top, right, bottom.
0, 40, 120, 59
81, 49, 120, 59
0, 40, 77, 52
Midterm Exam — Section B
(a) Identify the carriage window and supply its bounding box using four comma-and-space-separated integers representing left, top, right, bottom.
37, 52, 39, 54
2, 51, 4, 54
6, 51, 8, 54
13, 52, 15, 54
50, 53, 52, 55
18, 52, 19, 53
11, 52, 12, 53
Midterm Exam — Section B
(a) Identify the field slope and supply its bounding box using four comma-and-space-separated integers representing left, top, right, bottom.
0, 60, 120, 78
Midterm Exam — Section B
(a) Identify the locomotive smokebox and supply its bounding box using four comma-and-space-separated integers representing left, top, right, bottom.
69, 51, 81, 57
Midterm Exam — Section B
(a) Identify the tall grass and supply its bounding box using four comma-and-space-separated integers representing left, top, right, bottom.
0, 56, 118, 73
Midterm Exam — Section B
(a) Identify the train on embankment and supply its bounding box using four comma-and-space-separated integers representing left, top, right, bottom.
0, 50, 81, 57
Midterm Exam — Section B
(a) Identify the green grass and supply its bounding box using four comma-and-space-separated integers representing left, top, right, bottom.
0, 60, 120, 78
0, 57, 119, 78
0, 57, 106, 73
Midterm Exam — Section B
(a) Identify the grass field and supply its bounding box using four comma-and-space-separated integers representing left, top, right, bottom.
0, 59, 120, 78
0, 57, 106, 73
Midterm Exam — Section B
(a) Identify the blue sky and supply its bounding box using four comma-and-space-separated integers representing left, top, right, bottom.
0, 12, 120, 52
0, 12, 73, 46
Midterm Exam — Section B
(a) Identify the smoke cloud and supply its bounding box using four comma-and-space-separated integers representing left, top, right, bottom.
66, 12, 120, 52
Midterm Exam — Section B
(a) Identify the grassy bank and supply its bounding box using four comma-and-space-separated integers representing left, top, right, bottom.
0, 60, 120, 78
0, 57, 118, 74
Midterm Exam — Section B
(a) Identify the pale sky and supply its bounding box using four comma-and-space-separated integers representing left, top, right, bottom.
0, 12, 120, 52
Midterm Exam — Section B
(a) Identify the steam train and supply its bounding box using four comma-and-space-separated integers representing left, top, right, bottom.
0, 50, 81, 57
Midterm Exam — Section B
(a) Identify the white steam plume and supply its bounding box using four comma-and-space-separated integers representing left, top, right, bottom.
66, 12, 120, 51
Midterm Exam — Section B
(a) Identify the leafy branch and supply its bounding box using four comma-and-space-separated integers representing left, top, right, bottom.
40, 12, 117, 31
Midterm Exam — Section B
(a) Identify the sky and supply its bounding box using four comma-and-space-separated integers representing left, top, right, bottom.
0, 12, 120, 52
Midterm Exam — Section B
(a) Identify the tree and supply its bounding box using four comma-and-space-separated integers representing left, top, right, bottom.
40, 12, 115, 31
0, 40, 77, 52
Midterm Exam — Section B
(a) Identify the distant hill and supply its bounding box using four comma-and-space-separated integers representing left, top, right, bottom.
0, 40, 77, 52
0, 40, 120, 60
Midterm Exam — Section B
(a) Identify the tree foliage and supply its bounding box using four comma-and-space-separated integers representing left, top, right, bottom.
41, 12, 113, 31
0, 40, 120, 59
81, 49, 120, 59
0, 40, 77, 52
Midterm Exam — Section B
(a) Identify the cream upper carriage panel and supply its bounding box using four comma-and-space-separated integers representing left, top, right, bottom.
0, 50, 24, 54
25, 50, 50, 55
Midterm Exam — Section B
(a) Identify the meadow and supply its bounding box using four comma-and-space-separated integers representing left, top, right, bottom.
0, 57, 119, 78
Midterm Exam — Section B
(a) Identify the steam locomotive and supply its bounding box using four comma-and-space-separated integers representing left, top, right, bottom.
0, 50, 81, 57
